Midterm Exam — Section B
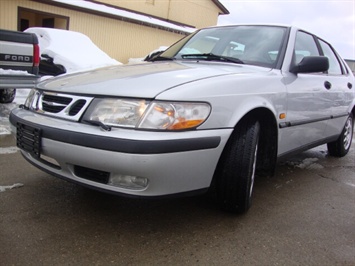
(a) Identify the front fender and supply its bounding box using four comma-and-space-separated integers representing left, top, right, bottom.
155, 71, 286, 130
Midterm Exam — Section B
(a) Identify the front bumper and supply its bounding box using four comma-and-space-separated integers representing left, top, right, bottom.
10, 108, 232, 197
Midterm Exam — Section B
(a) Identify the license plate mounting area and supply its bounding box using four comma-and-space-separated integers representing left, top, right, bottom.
16, 123, 42, 158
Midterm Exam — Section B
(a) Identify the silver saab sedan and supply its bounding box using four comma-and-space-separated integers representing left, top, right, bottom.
10, 25, 355, 214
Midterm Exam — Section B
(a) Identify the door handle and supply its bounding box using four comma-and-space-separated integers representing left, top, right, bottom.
348, 82, 353, 89
324, 81, 332, 90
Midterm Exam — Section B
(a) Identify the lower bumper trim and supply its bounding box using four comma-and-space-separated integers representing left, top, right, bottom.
10, 111, 221, 154
21, 151, 209, 199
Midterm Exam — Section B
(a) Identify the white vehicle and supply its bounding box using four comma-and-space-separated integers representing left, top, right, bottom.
11, 25, 354, 214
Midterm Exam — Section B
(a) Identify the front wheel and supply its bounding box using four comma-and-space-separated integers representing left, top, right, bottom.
214, 118, 260, 214
327, 113, 353, 157
0, 88, 16, 103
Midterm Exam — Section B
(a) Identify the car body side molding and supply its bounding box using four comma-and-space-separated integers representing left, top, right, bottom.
279, 112, 349, 128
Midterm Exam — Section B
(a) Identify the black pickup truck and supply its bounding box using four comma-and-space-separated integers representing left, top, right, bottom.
0, 29, 40, 103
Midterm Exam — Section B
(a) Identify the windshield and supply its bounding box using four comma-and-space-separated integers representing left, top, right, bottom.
161, 25, 288, 68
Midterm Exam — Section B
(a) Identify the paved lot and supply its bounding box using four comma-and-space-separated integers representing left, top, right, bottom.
1, 100, 354, 265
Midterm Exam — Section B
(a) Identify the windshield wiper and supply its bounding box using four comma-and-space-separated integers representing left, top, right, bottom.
181, 53, 244, 64
149, 56, 175, 62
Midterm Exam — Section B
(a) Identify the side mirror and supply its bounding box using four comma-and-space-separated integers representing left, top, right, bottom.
290, 56, 329, 74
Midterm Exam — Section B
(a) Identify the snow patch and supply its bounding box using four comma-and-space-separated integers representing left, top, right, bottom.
345, 182, 355, 188
0, 68, 34, 76
0, 125, 11, 135
296, 158, 319, 169
306, 163, 324, 170
0, 183, 24, 192
0, 146, 19, 154
284, 158, 324, 170
15, 88, 31, 98
0, 89, 30, 136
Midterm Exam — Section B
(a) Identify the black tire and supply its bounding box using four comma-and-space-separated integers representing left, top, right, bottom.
0, 88, 16, 103
327, 113, 353, 157
214, 118, 260, 214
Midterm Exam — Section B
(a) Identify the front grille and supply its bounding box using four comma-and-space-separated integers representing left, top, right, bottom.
33, 91, 93, 121
42, 94, 72, 113
74, 165, 110, 184
69, 99, 86, 116
43, 94, 72, 105
42, 102, 67, 113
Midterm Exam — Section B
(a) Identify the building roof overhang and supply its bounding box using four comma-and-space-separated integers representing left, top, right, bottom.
212, 0, 230, 15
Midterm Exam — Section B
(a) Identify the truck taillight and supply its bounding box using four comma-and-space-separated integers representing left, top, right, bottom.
33, 44, 40, 67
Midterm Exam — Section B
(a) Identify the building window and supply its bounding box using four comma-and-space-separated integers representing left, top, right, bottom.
20, 19, 29, 32
18, 7, 69, 31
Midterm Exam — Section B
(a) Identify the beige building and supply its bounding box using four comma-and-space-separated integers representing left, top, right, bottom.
345, 59, 355, 74
0, 0, 229, 63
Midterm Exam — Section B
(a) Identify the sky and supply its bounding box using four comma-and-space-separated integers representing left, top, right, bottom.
217, 0, 355, 60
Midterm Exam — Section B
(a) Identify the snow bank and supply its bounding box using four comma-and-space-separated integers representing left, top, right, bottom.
0, 68, 34, 76
25, 27, 121, 74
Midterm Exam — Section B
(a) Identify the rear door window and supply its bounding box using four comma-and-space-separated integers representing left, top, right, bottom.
318, 39, 343, 75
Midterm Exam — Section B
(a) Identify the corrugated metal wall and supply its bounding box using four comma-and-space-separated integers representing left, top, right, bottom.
99, 0, 170, 21
169, 0, 222, 28
0, 0, 190, 63
0, 0, 18, 30
98, 0, 222, 28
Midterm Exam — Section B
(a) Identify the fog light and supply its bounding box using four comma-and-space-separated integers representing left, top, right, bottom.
109, 175, 149, 190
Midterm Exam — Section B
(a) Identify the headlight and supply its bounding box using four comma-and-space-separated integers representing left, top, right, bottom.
138, 101, 210, 130
84, 99, 211, 130
84, 98, 149, 128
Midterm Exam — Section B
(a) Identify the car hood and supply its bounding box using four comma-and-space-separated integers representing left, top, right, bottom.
38, 61, 271, 98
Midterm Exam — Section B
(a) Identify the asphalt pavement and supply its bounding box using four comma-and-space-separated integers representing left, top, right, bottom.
1, 96, 354, 265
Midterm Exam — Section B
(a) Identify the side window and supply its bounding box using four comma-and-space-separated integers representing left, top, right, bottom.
318, 39, 343, 75
340, 59, 349, 75
294, 31, 320, 65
